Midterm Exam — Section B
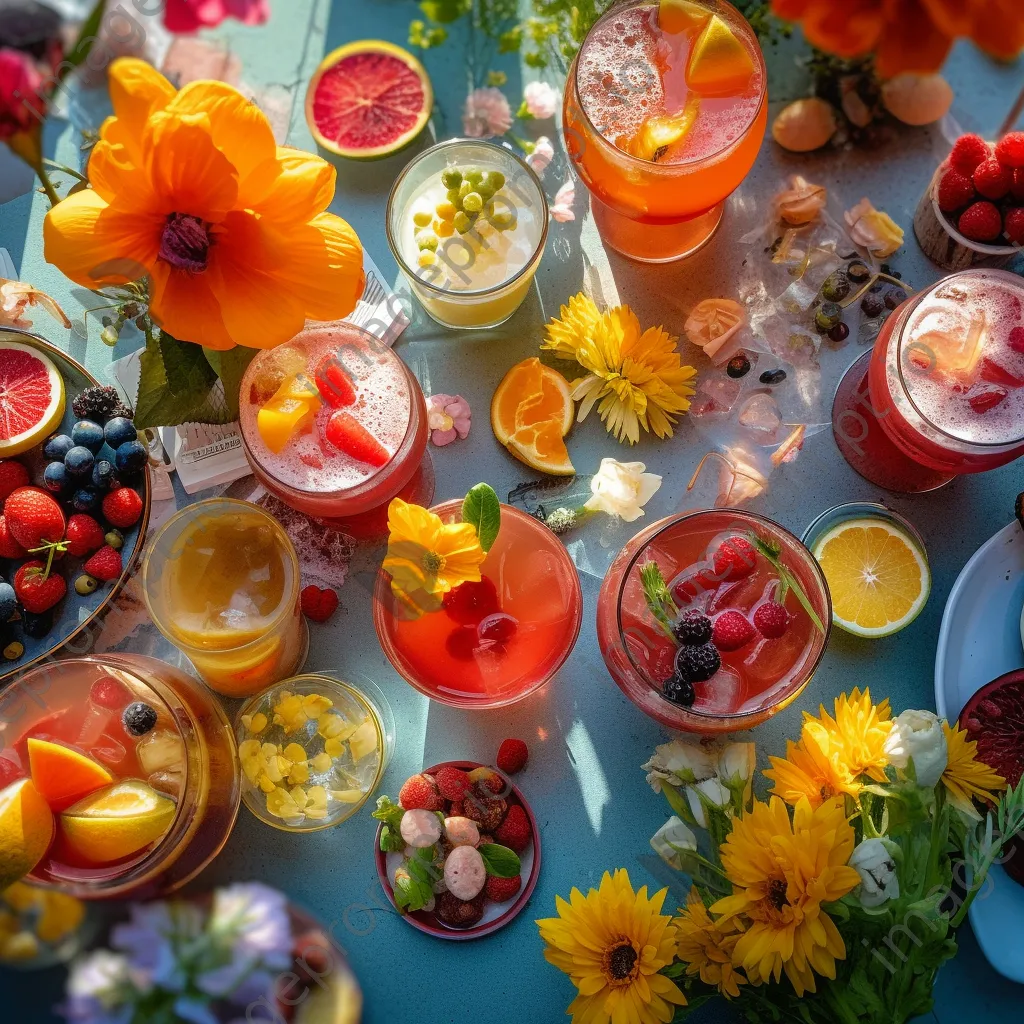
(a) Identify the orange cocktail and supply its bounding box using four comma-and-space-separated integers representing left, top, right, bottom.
564, 0, 766, 262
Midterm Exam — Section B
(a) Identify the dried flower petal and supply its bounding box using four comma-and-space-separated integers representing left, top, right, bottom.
774, 176, 827, 226
844, 199, 904, 259
684, 299, 745, 362
0, 279, 71, 329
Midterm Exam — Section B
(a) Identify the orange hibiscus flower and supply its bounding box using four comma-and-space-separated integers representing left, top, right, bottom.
43, 58, 364, 350
772, 0, 1024, 79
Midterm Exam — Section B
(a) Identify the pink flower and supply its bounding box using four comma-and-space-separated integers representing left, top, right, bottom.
164, 0, 271, 33
550, 180, 576, 223
526, 135, 554, 175
522, 81, 559, 120
426, 394, 471, 447
462, 87, 513, 138
0, 48, 45, 142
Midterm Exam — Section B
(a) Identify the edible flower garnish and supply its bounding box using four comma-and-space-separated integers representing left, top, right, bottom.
844, 198, 904, 259
426, 393, 471, 446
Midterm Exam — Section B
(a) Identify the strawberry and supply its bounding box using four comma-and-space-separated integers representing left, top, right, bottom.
950, 134, 990, 174
4, 487, 66, 549
936, 167, 975, 212
398, 773, 443, 811
1004, 207, 1024, 246
967, 382, 1008, 413
485, 874, 522, 903
753, 601, 790, 639
101, 487, 143, 529
13, 560, 66, 613
434, 765, 472, 802
1008, 326, 1024, 355
712, 536, 757, 582
496, 738, 529, 774
712, 610, 756, 651
495, 804, 531, 853
0, 515, 26, 559
980, 358, 1024, 389
994, 131, 1024, 169
0, 461, 30, 504
324, 411, 389, 467
65, 514, 105, 557
82, 545, 122, 582
957, 201, 1003, 243
973, 157, 1013, 200
314, 357, 357, 408
300, 584, 338, 623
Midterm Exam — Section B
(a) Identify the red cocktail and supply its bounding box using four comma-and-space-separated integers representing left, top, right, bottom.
597, 509, 831, 733
834, 269, 1024, 492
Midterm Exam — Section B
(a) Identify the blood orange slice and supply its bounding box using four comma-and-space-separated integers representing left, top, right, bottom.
0, 342, 65, 457
305, 40, 432, 160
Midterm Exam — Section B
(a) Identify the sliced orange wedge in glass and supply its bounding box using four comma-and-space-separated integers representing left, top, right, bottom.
506, 418, 575, 476
257, 374, 322, 454
659, 0, 711, 35
687, 14, 755, 96
0, 779, 54, 890
628, 95, 700, 162
491, 357, 573, 445
27, 738, 113, 813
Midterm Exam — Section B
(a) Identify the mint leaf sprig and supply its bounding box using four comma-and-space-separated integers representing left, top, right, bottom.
747, 531, 826, 635
373, 795, 407, 853
640, 561, 678, 641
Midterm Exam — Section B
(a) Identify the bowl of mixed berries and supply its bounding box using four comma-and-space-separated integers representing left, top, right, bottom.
373, 740, 539, 940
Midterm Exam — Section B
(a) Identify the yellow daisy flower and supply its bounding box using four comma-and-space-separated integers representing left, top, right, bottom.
537, 869, 687, 1024
765, 737, 852, 807
542, 292, 603, 358
802, 688, 892, 785
383, 498, 485, 613
941, 721, 1006, 820
675, 888, 747, 999
712, 797, 861, 997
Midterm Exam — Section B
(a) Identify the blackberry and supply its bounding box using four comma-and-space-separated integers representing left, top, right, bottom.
22, 610, 53, 639
884, 289, 904, 310
662, 674, 695, 708
72, 385, 132, 424
122, 701, 158, 737
672, 609, 712, 646
675, 642, 721, 683
759, 369, 787, 386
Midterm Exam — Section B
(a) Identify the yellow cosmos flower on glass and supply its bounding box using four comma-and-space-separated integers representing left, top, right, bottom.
712, 796, 861, 997
675, 888, 747, 999
43, 58, 364, 351
537, 869, 687, 1024
384, 498, 485, 613
765, 736, 852, 807
802, 687, 892, 786
541, 292, 603, 359
940, 721, 1006, 821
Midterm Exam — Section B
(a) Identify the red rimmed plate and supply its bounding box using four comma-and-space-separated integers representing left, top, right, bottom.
374, 760, 541, 941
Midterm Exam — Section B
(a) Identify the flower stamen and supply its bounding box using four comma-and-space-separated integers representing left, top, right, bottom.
422, 551, 446, 575
605, 941, 639, 983
159, 213, 212, 273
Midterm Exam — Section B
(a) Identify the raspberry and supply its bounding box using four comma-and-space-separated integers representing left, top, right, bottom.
478, 612, 518, 644
957, 201, 1003, 243
671, 609, 712, 646
65, 514, 105, 557
711, 536, 757, 582
300, 585, 338, 623
1004, 207, 1024, 245
495, 804, 532, 853
950, 133, 990, 174
973, 158, 1013, 200
1012, 169, 1024, 202
485, 874, 522, 903
0, 461, 29, 504
398, 773, 443, 811
101, 487, 143, 529
434, 766, 472, 802
753, 601, 790, 639
445, 626, 478, 661
967, 383, 1008, 413
442, 576, 499, 625
496, 739, 528, 774
675, 642, 721, 683
712, 610, 756, 652
994, 131, 1024, 169
462, 793, 507, 831
936, 167, 975, 212
469, 765, 505, 795
89, 675, 131, 710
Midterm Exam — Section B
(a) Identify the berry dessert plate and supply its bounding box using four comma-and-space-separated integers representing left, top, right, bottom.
0, 328, 151, 682
374, 760, 542, 941
934, 515, 1024, 983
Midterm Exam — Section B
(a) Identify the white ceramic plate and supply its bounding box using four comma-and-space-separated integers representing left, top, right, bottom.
934, 517, 1024, 983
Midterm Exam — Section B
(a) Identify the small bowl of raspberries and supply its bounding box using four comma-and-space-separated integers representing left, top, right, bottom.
924, 132, 1024, 265
373, 752, 540, 940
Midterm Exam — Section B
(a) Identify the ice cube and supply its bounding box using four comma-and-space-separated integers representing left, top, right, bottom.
77, 707, 113, 748
693, 666, 744, 715
738, 393, 782, 441
91, 735, 127, 769
137, 729, 184, 775
699, 375, 741, 414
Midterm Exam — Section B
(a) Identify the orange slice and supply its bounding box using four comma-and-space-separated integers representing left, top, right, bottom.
659, 0, 711, 35
628, 95, 701, 162
507, 417, 575, 476
0, 779, 54, 889
27, 738, 113, 813
687, 14, 755, 96
491, 357, 573, 445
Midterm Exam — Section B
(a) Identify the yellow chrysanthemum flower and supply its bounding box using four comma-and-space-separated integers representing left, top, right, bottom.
765, 737, 852, 807
941, 721, 1006, 820
675, 888, 747, 999
383, 498, 485, 613
712, 797, 861, 997
542, 293, 603, 358
803, 687, 892, 783
537, 869, 687, 1024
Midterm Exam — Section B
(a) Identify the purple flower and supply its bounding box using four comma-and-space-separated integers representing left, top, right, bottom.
110, 901, 204, 991
208, 883, 293, 971
426, 394, 471, 447
462, 87, 513, 137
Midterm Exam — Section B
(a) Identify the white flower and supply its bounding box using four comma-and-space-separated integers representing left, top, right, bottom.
844, 198, 904, 259
849, 838, 900, 908
717, 742, 756, 804
650, 816, 698, 871
208, 883, 293, 970
883, 710, 948, 788
686, 777, 731, 828
64, 951, 136, 1023
642, 739, 716, 792
462, 87, 513, 137
550, 179, 575, 222
526, 135, 555, 175
522, 81, 559, 119
583, 458, 662, 522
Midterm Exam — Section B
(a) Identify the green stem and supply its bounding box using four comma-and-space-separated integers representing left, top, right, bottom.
42, 158, 88, 183
35, 164, 61, 207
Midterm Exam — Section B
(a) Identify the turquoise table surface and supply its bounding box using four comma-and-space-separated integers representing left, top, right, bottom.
2, 1, 1024, 1021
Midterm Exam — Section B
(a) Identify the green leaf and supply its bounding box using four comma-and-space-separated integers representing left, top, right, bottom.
639, 561, 678, 640
204, 347, 257, 421
373, 796, 406, 852
478, 843, 521, 878
393, 866, 434, 912
747, 530, 826, 635
462, 483, 501, 551
58, 0, 106, 84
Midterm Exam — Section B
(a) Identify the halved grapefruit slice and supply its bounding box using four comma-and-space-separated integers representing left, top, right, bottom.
0, 342, 65, 458
305, 40, 433, 160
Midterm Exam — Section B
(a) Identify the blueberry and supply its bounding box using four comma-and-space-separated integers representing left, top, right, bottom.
663, 674, 695, 708
0, 582, 16, 621
759, 369, 787, 386
71, 420, 105, 453
91, 460, 116, 491
676, 642, 721, 683
114, 439, 147, 474
103, 416, 138, 449
43, 434, 74, 461
43, 461, 69, 494
22, 610, 53, 639
64, 446, 95, 478
122, 701, 158, 737
846, 260, 871, 282
72, 488, 100, 512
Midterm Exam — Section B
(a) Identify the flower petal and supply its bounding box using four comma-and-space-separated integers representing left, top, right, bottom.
148, 261, 236, 351
103, 58, 176, 163
87, 141, 154, 212
244, 148, 338, 221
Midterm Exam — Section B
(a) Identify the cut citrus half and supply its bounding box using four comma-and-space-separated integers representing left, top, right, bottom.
305, 40, 432, 160
629, 94, 701, 162
0, 342, 65, 458
0, 779, 54, 890
659, 0, 711, 35
59, 780, 175, 865
27, 738, 114, 813
490, 357, 573, 446
506, 417, 575, 476
812, 518, 930, 637
686, 14, 755, 96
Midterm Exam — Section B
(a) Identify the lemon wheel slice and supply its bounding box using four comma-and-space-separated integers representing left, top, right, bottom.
812, 518, 930, 637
